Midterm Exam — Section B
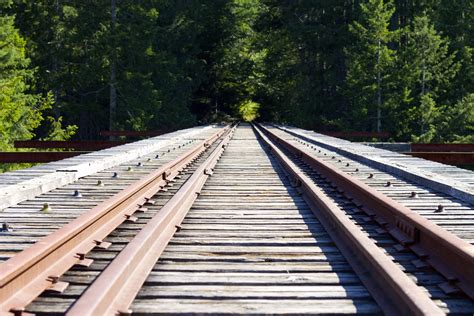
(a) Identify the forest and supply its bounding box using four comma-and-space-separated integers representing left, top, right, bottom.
1, 0, 473, 152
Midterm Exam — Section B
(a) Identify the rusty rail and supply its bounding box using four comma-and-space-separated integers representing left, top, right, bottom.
14, 140, 128, 150
404, 151, 474, 165
68, 127, 236, 316
0, 126, 230, 316
0, 151, 86, 163
256, 124, 474, 300
411, 143, 474, 152
318, 131, 391, 139
100, 130, 166, 137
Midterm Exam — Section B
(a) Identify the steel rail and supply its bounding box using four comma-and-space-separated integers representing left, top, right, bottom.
0, 151, 86, 163
257, 124, 474, 299
14, 140, 129, 150
253, 124, 443, 316
68, 126, 236, 316
0, 126, 230, 316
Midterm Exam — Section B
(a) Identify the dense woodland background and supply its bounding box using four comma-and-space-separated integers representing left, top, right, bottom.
1, 0, 473, 153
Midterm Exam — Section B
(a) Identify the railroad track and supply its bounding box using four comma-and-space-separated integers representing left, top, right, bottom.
0, 124, 473, 315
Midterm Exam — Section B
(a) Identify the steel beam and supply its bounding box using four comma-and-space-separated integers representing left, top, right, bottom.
14, 140, 128, 151
0, 152, 87, 163
411, 143, 474, 152
405, 152, 474, 165
100, 130, 166, 137
318, 131, 391, 138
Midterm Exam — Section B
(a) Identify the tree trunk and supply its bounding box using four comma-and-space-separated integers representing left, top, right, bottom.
52, 0, 61, 118
109, 0, 117, 139
376, 39, 382, 132
421, 60, 426, 96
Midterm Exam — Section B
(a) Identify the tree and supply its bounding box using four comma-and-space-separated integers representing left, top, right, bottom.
346, 0, 398, 132
404, 15, 459, 100
3, 0, 472, 144
0, 7, 48, 151
0, 4, 76, 172
396, 15, 460, 139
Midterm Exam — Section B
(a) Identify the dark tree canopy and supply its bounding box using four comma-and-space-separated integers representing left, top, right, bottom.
0, 0, 472, 144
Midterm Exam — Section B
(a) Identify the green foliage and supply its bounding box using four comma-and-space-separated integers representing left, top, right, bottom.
346, 0, 397, 131
237, 100, 260, 121
1, 0, 472, 147
41, 116, 78, 141
0, 12, 45, 151
410, 93, 474, 143
436, 93, 474, 143
410, 94, 442, 143
0, 6, 76, 172
403, 16, 459, 99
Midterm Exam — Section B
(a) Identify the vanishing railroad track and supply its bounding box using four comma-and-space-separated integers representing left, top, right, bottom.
0, 124, 473, 315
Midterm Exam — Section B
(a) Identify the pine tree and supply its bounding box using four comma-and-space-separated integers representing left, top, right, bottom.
346, 0, 397, 132
396, 15, 460, 140
403, 15, 459, 100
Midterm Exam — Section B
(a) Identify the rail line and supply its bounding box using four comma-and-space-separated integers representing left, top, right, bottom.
0, 126, 231, 315
0, 124, 473, 315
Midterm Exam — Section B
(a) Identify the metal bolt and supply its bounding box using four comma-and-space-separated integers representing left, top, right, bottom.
137, 162, 143, 167
331, 156, 335, 159
410, 192, 418, 198
127, 166, 134, 172
147, 158, 152, 162
338, 159, 342, 163
1, 222, 11, 232
346, 163, 350, 167
435, 204, 444, 213
112, 172, 119, 178
49, 275, 60, 284
368, 173, 374, 178
355, 168, 359, 172
167, 149, 170, 153
385, 181, 392, 187
41, 203, 52, 212
96, 180, 104, 186
117, 309, 133, 316
155, 154, 160, 159
10, 307, 26, 316
73, 190, 82, 198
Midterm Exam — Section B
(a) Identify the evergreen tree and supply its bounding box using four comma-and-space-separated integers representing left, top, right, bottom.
346, 0, 398, 132
404, 15, 459, 100
397, 15, 460, 139
2, 1, 472, 144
